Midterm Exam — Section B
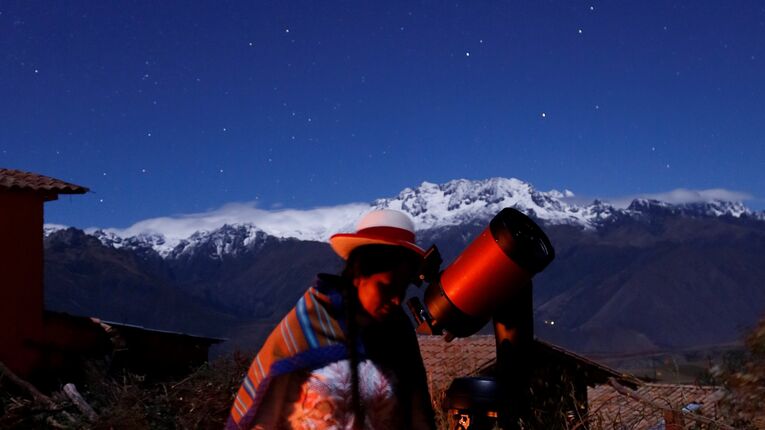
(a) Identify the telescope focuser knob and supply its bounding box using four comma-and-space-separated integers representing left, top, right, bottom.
407, 297, 439, 335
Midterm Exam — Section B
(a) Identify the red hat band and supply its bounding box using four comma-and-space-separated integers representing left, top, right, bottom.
355, 226, 416, 243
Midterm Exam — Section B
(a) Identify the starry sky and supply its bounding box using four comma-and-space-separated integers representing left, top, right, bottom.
2, 1, 764, 228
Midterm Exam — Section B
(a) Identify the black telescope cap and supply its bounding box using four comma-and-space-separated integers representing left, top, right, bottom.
490, 207, 555, 274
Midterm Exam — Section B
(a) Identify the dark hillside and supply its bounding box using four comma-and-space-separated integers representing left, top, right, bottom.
43, 213, 765, 356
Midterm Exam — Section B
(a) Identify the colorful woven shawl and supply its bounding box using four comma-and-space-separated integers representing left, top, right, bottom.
227, 275, 354, 430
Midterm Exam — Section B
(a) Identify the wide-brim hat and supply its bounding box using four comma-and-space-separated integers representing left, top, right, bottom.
329, 209, 425, 260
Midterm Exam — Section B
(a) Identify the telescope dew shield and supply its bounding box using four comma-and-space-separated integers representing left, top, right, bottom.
423, 208, 555, 338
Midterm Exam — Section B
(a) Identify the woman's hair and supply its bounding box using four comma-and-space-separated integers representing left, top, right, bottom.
341, 244, 422, 281
339, 244, 422, 427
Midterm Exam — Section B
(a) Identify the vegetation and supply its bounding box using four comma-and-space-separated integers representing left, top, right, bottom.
0, 353, 251, 429
2, 317, 763, 429
714, 317, 765, 429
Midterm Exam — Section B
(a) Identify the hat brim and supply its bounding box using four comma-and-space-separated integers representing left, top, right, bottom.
329, 233, 426, 260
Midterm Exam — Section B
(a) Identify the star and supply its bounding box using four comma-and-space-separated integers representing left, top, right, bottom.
541, 112, 547, 118
465, 52, 470, 57
578, 29, 583, 34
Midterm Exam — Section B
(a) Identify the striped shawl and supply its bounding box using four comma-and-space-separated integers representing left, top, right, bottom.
227, 275, 354, 429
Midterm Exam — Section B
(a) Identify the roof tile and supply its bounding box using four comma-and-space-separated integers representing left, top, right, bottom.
587, 383, 725, 429
0, 168, 88, 194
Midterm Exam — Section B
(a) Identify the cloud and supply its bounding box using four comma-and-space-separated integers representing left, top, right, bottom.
84, 186, 755, 242
92, 201, 372, 242
581, 188, 753, 209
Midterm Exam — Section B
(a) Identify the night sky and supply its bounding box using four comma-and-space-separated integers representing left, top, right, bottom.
2, 1, 764, 229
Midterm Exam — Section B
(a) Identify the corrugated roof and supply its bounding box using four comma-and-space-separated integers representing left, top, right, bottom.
0, 168, 88, 195
97, 318, 226, 343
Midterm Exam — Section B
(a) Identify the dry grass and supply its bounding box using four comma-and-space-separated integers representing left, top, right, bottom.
3, 315, 764, 430
0, 352, 251, 430
713, 317, 765, 430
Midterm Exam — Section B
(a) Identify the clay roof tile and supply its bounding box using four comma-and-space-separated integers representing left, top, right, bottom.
0, 168, 88, 196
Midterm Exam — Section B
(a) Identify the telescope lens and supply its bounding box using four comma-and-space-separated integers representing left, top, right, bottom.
489, 208, 555, 274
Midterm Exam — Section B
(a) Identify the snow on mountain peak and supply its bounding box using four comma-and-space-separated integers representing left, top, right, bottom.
46, 178, 757, 259
626, 198, 750, 219
85, 202, 370, 257
374, 177, 593, 229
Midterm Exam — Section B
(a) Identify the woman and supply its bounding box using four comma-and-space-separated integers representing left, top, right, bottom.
227, 209, 436, 430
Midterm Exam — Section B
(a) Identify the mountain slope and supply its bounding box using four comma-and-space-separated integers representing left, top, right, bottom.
43, 228, 236, 337
534, 217, 765, 353
41, 177, 765, 355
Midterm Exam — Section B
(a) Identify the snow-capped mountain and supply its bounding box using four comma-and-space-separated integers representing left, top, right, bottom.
42, 177, 765, 356
46, 177, 762, 258
625, 198, 751, 219
89, 224, 273, 259
376, 178, 602, 229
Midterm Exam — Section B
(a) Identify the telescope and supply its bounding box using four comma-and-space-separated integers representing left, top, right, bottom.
408, 207, 555, 429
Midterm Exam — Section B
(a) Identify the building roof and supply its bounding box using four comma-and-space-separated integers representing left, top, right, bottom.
44, 311, 225, 344
97, 318, 226, 344
587, 382, 726, 429
417, 335, 640, 410
522, 339, 642, 388
0, 168, 88, 199
418, 335, 497, 405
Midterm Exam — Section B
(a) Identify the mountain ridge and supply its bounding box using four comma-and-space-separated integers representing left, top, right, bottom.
44, 177, 763, 259
41, 179, 765, 356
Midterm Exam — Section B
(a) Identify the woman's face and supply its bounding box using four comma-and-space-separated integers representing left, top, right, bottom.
353, 263, 415, 321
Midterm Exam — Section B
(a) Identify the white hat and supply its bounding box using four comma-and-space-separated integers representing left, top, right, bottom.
329, 209, 425, 260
